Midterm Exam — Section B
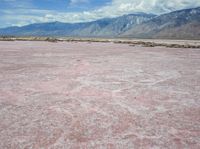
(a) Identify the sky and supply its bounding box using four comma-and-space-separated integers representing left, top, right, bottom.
0, 0, 200, 28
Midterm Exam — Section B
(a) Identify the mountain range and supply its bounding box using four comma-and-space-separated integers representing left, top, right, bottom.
0, 7, 200, 39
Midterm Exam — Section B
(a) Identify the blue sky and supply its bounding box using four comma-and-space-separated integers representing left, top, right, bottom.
0, 0, 111, 12
0, 0, 200, 28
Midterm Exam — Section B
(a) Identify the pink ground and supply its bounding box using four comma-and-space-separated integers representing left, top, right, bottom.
0, 41, 200, 149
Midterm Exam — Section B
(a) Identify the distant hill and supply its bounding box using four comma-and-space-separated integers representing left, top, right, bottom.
121, 7, 200, 39
0, 7, 200, 39
0, 13, 155, 37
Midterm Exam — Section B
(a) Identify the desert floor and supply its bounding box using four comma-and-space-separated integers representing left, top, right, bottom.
0, 41, 200, 148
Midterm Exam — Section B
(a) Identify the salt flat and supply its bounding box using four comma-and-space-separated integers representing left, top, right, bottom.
0, 41, 200, 148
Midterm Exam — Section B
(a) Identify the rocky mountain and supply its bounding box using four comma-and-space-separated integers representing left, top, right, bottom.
1, 7, 200, 39
0, 13, 155, 37
121, 7, 200, 39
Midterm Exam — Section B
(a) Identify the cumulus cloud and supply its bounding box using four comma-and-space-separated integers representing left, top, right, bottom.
99, 0, 200, 15
56, 0, 200, 21
1, 0, 200, 27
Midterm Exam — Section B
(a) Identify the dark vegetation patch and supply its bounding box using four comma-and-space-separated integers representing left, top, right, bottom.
0, 36, 200, 48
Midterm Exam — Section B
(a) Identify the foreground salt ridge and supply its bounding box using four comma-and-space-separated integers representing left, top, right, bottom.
0, 41, 200, 148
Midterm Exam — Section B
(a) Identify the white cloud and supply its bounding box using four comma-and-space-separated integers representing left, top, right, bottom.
100, 0, 200, 15
1, 0, 200, 28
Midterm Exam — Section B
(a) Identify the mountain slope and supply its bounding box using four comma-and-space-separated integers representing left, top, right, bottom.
121, 7, 200, 39
93, 13, 156, 37
0, 13, 155, 37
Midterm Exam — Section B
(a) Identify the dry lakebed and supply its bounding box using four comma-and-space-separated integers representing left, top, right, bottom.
0, 40, 200, 148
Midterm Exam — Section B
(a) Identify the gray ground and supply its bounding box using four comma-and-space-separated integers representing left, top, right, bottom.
0, 41, 200, 148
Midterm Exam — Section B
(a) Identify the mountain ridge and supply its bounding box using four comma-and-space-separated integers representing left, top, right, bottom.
0, 7, 200, 39
0, 13, 156, 37
121, 7, 200, 39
